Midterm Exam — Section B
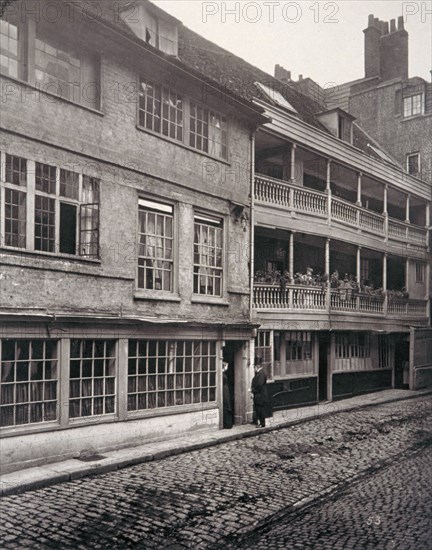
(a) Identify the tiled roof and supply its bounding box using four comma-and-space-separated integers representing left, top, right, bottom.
178, 25, 328, 131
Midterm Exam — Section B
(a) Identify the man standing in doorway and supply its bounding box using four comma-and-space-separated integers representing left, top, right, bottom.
251, 356, 270, 428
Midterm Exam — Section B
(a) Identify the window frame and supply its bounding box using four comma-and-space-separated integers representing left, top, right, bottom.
0, 152, 100, 259
137, 197, 176, 294
406, 153, 420, 176
403, 93, 424, 118
193, 212, 224, 298
415, 262, 425, 283
127, 339, 217, 414
0, 339, 59, 429
136, 75, 229, 162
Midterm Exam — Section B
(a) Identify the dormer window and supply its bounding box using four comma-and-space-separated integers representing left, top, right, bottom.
121, 2, 178, 56
316, 108, 355, 144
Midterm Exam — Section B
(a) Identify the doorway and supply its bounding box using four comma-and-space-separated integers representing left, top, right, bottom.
222, 341, 244, 425
394, 339, 409, 389
318, 333, 330, 401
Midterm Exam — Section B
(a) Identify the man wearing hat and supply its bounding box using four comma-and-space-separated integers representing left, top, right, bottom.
251, 356, 270, 428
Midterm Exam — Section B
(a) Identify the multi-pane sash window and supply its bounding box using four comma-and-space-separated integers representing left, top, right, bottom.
69, 340, 116, 419
138, 78, 183, 141
190, 103, 227, 160
335, 333, 370, 358
127, 340, 217, 411
1, 153, 100, 257
6, 154, 26, 186
194, 214, 223, 296
0, 340, 58, 427
138, 199, 173, 291
285, 332, 312, 361
403, 94, 423, 117
5, 188, 26, 247
0, 19, 19, 78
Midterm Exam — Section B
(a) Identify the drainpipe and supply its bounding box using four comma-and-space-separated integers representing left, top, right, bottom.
249, 130, 256, 317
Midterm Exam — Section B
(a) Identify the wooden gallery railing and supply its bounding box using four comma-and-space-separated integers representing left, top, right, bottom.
253, 284, 428, 319
254, 175, 428, 248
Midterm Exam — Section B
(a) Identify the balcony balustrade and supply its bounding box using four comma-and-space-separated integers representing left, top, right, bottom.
254, 174, 428, 248
253, 284, 428, 319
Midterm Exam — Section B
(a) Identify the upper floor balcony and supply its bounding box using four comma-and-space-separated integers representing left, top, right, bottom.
253, 283, 427, 320
255, 174, 429, 250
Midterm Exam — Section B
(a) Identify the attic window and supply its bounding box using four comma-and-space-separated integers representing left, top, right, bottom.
121, 4, 178, 56
255, 82, 297, 113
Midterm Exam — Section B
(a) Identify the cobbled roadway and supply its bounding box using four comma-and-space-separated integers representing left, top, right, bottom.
0, 395, 431, 549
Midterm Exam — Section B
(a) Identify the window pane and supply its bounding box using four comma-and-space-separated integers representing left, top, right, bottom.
0, 340, 58, 427
4, 188, 26, 248
193, 218, 223, 296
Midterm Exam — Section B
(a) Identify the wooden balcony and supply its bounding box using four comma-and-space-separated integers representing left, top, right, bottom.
254, 174, 429, 249
253, 284, 428, 320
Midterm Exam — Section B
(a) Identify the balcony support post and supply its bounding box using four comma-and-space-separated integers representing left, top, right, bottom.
383, 184, 388, 243
326, 160, 332, 225
325, 238, 331, 311
356, 246, 361, 284
383, 253, 388, 316
425, 203, 430, 229
289, 231, 295, 283
356, 172, 362, 206
290, 143, 297, 184
405, 258, 409, 291
405, 194, 410, 223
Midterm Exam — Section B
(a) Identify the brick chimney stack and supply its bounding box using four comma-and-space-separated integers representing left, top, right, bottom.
275, 64, 292, 83
364, 14, 408, 81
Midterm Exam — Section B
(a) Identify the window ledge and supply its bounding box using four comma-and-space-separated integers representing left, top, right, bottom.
134, 291, 181, 302
0, 247, 101, 265
400, 112, 432, 122
0, 73, 104, 116
136, 125, 231, 165
191, 296, 230, 306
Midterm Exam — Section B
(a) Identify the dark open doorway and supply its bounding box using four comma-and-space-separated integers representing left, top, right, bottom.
318, 333, 330, 401
223, 341, 243, 426
394, 338, 409, 389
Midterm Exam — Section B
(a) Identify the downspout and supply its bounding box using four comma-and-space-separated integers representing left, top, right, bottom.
249, 130, 256, 318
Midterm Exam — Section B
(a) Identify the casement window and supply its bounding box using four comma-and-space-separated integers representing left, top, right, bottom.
193, 214, 223, 296
406, 153, 420, 176
69, 340, 116, 419
190, 103, 227, 160
137, 80, 228, 160
285, 332, 312, 361
403, 94, 423, 117
0, 340, 58, 428
335, 333, 370, 359
0, 16, 100, 109
34, 33, 100, 109
415, 262, 425, 283
1, 153, 100, 258
137, 199, 174, 291
0, 19, 20, 78
120, 4, 178, 56
127, 340, 217, 411
138, 79, 183, 141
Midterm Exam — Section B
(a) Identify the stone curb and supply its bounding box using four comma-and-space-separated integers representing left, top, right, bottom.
1, 389, 431, 497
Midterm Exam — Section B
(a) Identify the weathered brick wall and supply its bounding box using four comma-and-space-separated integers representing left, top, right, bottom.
0, 8, 254, 325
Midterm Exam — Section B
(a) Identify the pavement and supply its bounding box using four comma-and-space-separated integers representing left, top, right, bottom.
1, 387, 431, 497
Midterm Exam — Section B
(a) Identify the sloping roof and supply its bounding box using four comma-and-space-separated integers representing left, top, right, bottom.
177, 25, 329, 132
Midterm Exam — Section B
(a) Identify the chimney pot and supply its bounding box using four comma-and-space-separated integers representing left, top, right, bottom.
382, 21, 389, 34
398, 16, 404, 30
390, 19, 396, 32
368, 14, 374, 26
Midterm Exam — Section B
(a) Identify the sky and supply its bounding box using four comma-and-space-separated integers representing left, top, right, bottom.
152, 0, 432, 86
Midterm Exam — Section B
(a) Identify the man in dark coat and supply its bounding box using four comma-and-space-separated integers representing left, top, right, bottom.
251, 356, 270, 428
222, 362, 233, 429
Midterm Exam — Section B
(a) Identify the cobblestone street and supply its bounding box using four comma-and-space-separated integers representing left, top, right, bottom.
1, 395, 431, 549
226, 446, 432, 550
